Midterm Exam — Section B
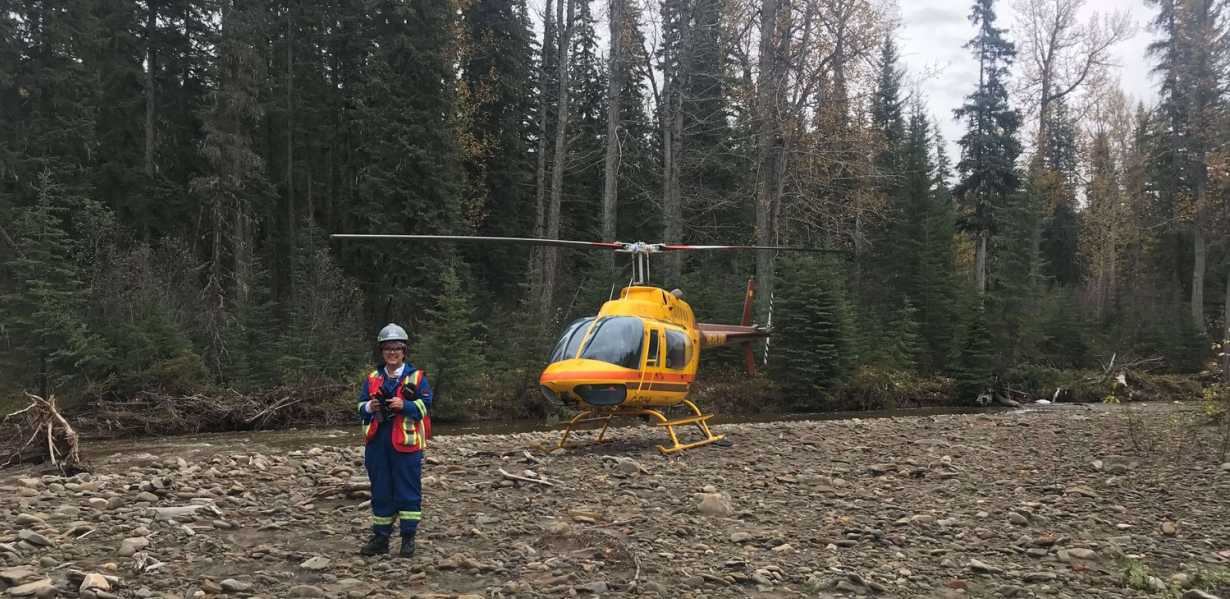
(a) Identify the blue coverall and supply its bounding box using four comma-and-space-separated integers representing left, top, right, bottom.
358, 364, 433, 536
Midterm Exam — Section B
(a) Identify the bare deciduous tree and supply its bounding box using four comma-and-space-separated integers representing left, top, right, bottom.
1011, 0, 1133, 148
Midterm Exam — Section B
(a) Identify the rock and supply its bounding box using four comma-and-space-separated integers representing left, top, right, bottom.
1221, 463, 1230, 472
642, 581, 668, 595
118, 537, 149, 557
970, 558, 1003, 574
1182, 591, 1221, 599
937, 518, 960, 527
695, 493, 733, 517
299, 556, 330, 571
1162, 521, 1177, 535
1023, 572, 1057, 582
1061, 548, 1098, 561
581, 581, 608, 594
50, 506, 79, 520
0, 567, 40, 586
616, 459, 641, 475
17, 530, 52, 548
286, 585, 325, 598
7, 579, 57, 598
87, 498, 109, 510
834, 580, 862, 593
1009, 512, 1030, 526
730, 532, 753, 543
134, 492, 159, 503
79, 573, 110, 592
14, 514, 44, 526
1065, 486, 1097, 498
219, 579, 251, 592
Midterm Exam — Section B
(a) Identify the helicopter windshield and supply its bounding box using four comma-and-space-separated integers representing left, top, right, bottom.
549, 317, 596, 364
579, 316, 645, 369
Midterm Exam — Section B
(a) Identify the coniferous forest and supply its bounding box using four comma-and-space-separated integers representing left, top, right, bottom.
1, 0, 1227, 424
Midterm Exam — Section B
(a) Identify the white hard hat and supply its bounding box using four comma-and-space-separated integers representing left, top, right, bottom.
377, 323, 408, 344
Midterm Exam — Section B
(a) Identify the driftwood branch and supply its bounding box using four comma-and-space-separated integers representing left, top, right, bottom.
2, 393, 86, 474
498, 468, 554, 487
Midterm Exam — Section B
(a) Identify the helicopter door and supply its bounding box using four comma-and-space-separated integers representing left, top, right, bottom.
645, 329, 661, 368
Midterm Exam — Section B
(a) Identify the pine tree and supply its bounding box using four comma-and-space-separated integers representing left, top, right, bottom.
770, 256, 855, 409
410, 266, 487, 423
953, 0, 1022, 294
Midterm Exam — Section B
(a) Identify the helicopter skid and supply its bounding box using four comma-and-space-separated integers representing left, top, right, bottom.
539, 400, 724, 455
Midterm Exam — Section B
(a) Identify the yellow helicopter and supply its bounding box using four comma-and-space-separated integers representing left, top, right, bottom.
329, 234, 838, 454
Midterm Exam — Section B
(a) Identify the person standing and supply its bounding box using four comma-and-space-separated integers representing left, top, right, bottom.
357, 323, 433, 558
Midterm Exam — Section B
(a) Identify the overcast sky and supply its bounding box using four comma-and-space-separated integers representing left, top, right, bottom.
897, 0, 1160, 159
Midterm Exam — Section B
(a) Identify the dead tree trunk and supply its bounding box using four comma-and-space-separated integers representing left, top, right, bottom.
531, 0, 555, 298
754, 0, 783, 322
601, 0, 624, 251
543, 0, 575, 317
1223, 261, 1230, 382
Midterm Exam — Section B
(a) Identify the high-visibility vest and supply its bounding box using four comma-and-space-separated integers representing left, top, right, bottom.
361, 369, 430, 453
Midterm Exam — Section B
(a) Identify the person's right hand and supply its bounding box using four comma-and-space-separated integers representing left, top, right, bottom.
367, 399, 379, 413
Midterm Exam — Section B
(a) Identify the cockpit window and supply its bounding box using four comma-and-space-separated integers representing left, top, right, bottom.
549, 317, 595, 364
578, 316, 645, 369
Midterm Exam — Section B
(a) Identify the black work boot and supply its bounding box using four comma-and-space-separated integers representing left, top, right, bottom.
398, 532, 416, 558
360, 532, 390, 556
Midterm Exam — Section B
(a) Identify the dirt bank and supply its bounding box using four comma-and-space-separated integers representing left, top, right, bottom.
2, 402, 1228, 599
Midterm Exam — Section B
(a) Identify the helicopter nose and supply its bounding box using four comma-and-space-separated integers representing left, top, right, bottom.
540, 359, 637, 406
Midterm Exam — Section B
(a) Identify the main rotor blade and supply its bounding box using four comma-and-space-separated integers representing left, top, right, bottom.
658, 244, 848, 253
330, 234, 625, 250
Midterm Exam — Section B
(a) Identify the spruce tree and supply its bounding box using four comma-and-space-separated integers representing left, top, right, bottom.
770, 256, 855, 409
953, 0, 1022, 294
410, 266, 487, 423
457, 0, 537, 307
0, 173, 113, 398
951, 300, 994, 403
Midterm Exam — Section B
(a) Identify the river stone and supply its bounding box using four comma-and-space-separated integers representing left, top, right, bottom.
220, 579, 251, 592
286, 585, 324, 598
17, 530, 53, 547
0, 567, 40, 586
300, 556, 330, 571
87, 498, 108, 510
970, 559, 1002, 574
696, 494, 733, 517
134, 492, 159, 503
7, 578, 57, 598
1182, 591, 1221, 599
14, 514, 43, 527
79, 573, 110, 592
118, 537, 149, 557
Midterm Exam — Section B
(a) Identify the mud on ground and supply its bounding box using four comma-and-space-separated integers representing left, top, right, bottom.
1, 402, 1229, 599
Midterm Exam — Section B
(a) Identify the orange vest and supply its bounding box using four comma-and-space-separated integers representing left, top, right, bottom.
363, 369, 430, 453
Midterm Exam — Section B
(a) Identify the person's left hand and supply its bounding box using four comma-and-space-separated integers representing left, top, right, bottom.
387, 397, 404, 411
